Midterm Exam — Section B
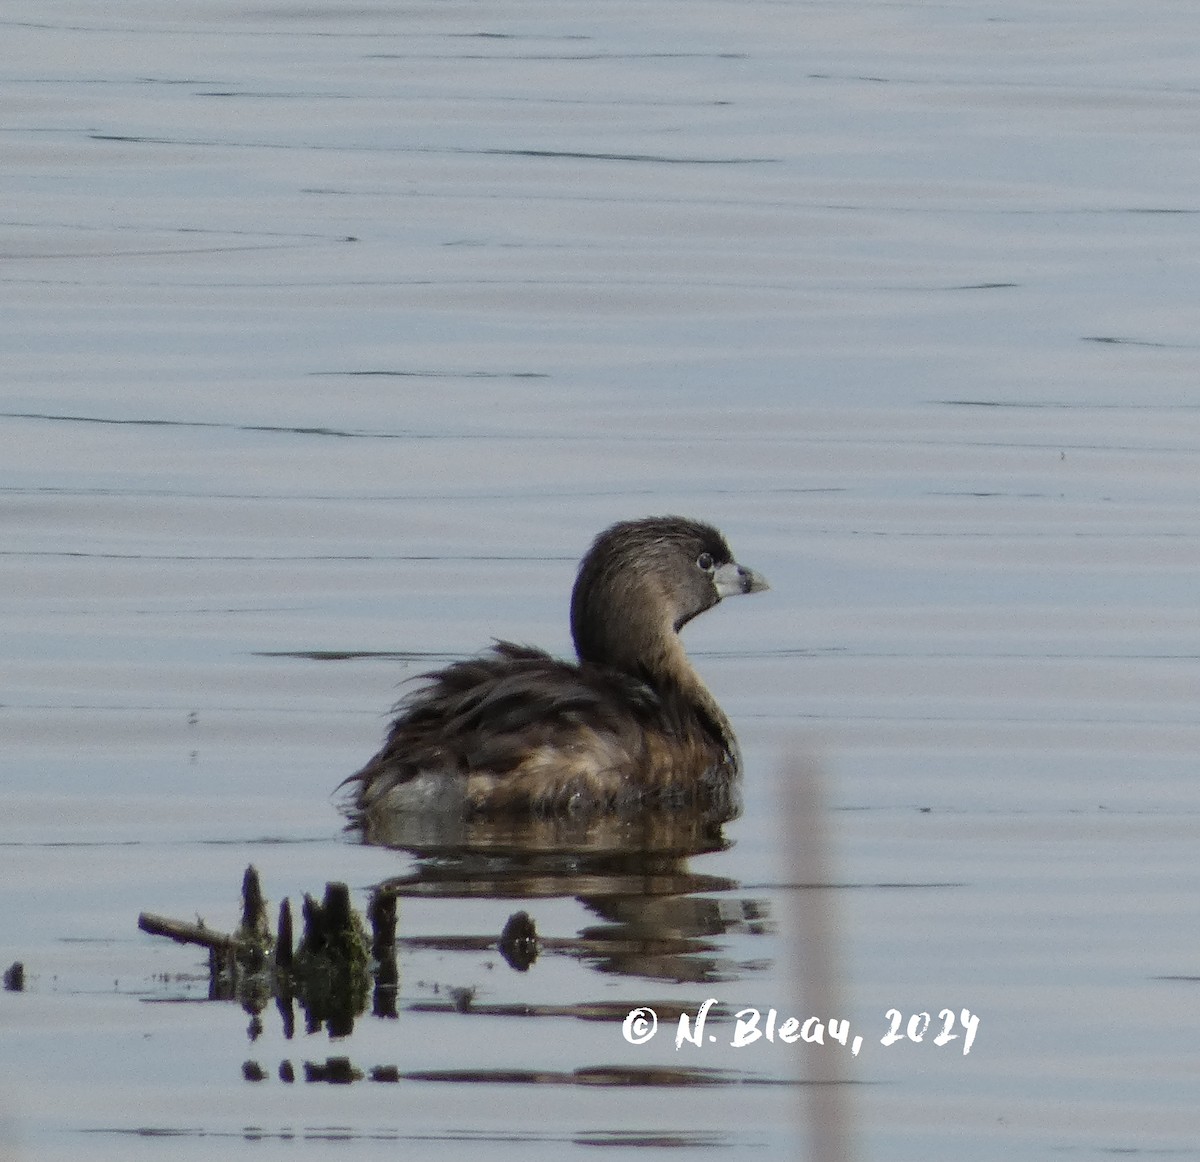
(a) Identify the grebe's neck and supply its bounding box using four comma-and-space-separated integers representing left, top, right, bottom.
575, 598, 734, 753
648, 630, 735, 752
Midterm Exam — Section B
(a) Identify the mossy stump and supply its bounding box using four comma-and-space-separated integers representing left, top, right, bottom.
139, 866, 389, 1035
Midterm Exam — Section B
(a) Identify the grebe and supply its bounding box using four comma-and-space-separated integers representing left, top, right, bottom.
343, 516, 767, 818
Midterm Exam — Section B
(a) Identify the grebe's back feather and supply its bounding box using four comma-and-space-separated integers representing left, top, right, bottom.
351, 642, 732, 814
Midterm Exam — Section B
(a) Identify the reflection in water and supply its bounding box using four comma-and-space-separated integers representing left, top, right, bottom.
251, 1056, 797, 1089
358, 805, 772, 985
354, 801, 734, 859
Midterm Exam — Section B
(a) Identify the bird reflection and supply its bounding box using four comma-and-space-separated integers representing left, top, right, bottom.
354, 806, 772, 986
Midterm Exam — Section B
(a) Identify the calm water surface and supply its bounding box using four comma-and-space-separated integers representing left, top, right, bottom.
3, 2, 1200, 1159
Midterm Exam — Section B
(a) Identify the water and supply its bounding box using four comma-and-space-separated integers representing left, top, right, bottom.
3, 2, 1200, 1159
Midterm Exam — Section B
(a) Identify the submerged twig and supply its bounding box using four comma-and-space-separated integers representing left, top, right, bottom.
137, 912, 242, 958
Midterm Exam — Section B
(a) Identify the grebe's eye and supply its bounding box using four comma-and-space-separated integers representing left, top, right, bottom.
696, 551, 715, 573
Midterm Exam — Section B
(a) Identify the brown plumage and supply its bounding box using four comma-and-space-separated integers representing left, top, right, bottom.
342, 516, 767, 820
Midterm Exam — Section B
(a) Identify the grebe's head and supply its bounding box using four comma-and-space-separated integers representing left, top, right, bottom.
570, 516, 768, 669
